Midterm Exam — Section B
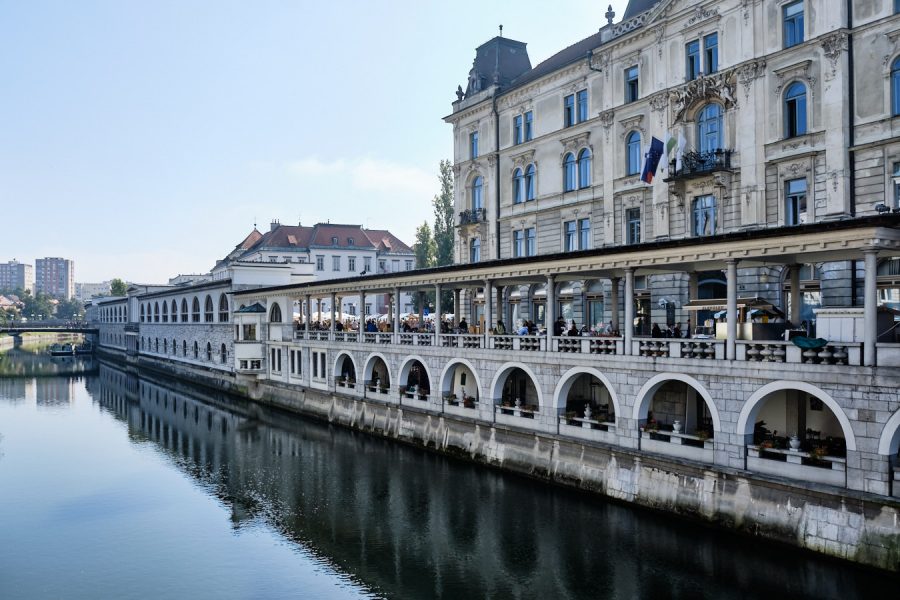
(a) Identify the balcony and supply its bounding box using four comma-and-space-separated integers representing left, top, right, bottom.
458, 208, 486, 226
664, 149, 733, 182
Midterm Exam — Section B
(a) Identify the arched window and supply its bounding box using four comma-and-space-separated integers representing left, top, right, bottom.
784, 82, 807, 138
218, 294, 229, 322
697, 104, 723, 153
193, 341, 199, 359
154, 338, 158, 352
220, 343, 228, 364
182, 340, 187, 356
513, 168, 524, 204
163, 339, 168, 353
692, 195, 717, 237
472, 176, 483, 210
206, 342, 212, 361
140, 337, 145, 350
204, 295, 214, 322
192, 297, 200, 322
140, 305, 145, 322
892, 57, 900, 116
578, 148, 592, 189
525, 164, 535, 200
181, 299, 188, 322
470, 238, 481, 263
270, 303, 283, 323
563, 152, 576, 191
162, 302, 168, 323
172, 339, 176, 355
154, 303, 159, 323
171, 300, 178, 323
626, 132, 641, 176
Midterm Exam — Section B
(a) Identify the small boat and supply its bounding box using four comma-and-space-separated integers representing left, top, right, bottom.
49, 343, 75, 356
75, 341, 94, 355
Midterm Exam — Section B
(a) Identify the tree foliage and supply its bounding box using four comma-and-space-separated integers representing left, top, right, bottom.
432, 159, 455, 267
56, 298, 85, 320
414, 221, 436, 270
110, 278, 128, 297
20, 291, 54, 321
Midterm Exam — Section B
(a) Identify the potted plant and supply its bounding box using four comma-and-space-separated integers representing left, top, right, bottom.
463, 395, 475, 409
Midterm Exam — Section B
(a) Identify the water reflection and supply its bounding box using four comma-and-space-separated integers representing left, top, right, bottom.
91, 362, 897, 599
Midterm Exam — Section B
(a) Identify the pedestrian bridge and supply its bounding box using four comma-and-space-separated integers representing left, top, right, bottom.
0, 321, 98, 336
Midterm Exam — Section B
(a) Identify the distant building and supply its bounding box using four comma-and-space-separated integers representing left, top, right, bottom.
75, 281, 113, 302
36, 257, 75, 299
0, 260, 34, 294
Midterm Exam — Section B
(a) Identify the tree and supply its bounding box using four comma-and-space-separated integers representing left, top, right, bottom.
110, 278, 128, 297
20, 291, 54, 321
414, 221, 436, 270
56, 298, 85, 320
432, 159, 455, 267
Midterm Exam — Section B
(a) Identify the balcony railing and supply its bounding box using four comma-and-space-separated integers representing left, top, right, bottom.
458, 208, 486, 225
664, 149, 732, 182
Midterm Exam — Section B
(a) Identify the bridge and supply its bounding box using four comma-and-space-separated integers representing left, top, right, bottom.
0, 321, 98, 336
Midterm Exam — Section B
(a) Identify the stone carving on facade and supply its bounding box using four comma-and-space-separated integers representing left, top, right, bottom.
670, 70, 736, 123
559, 132, 591, 162
683, 5, 719, 29
648, 92, 669, 113
735, 60, 766, 102
773, 60, 816, 101
619, 115, 645, 136
599, 110, 615, 141
821, 31, 848, 81
611, 11, 650, 38
594, 51, 611, 81
653, 26, 665, 58
511, 149, 536, 170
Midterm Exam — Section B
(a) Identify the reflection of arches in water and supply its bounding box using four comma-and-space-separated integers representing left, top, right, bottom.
633, 373, 720, 436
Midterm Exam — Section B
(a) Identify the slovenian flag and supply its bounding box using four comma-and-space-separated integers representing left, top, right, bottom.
641, 137, 664, 184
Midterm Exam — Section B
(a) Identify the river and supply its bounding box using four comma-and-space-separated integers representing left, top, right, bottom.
0, 343, 895, 599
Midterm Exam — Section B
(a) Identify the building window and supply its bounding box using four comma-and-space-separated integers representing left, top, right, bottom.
626, 132, 641, 176
785, 178, 808, 225
783, 1, 804, 48
524, 111, 533, 141
563, 153, 576, 191
892, 57, 900, 116
204, 296, 214, 322
893, 162, 900, 209
564, 94, 575, 127
363, 257, 372, 272
784, 82, 807, 138
193, 341, 199, 359
697, 103, 723, 153
692, 195, 717, 237
332, 256, 340, 271
686, 40, 700, 81
513, 168, 524, 203
221, 344, 227, 364
470, 131, 478, 159
405, 260, 413, 271
470, 238, 481, 263
513, 229, 524, 258
316, 255, 324, 271
513, 114, 523, 144
525, 164, 535, 200
270, 303, 282, 323
704, 33, 718, 74
472, 176, 483, 210
347, 237, 354, 246
577, 89, 588, 123
172, 300, 178, 323
378, 259, 387, 272
392, 259, 399, 272
625, 66, 639, 103
207, 342, 212, 362
578, 219, 590, 250
181, 299, 188, 321
578, 148, 592, 188
626, 208, 641, 244
564, 221, 577, 251
348, 256, 356, 272
192, 298, 200, 322
525, 227, 535, 256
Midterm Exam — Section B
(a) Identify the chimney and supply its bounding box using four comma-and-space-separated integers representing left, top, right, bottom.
270, 218, 280, 232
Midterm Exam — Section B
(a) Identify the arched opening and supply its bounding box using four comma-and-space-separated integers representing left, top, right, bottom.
171, 300, 178, 322
334, 353, 357, 390
220, 343, 227, 364
163, 339, 168, 353
634, 374, 718, 461
399, 358, 430, 401
219, 294, 229, 322
162, 302, 168, 323
182, 340, 187, 356
171, 339, 176, 355
204, 295, 214, 322
440, 360, 480, 409
556, 369, 617, 432
191, 297, 201, 322
206, 342, 212, 361
181, 299, 188, 322
563, 152, 576, 192
140, 304, 145, 322
738, 382, 852, 486
364, 355, 390, 395
493, 365, 540, 419
153, 302, 160, 323
270, 302, 283, 323
193, 341, 199, 359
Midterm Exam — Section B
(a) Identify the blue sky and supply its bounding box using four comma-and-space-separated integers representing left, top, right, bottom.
0, 0, 629, 282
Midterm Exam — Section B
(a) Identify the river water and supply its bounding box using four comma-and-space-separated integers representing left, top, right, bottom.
0, 344, 895, 599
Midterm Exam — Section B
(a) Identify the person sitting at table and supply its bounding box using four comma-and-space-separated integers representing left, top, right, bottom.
458, 317, 468, 333
517, 320, 529, 336
651, 323, 663, 338
567, 321, 579, 336
495, 319, 506, 334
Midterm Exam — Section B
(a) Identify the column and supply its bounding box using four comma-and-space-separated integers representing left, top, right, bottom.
789, 265, 801, 325
545, 274, 555, 345
358, 290, 365, 341
434, 284, 442, 334
726, 259, 738, 360
330, 293, 336, 334
393, 287, 401, 335
316, 298, 321, 326
864, 249, 879, 367
454, 289, 461, 323
688, 271, 699, 300
484, 280, 493, 336
624, 269, 634, 355
418, 291, 425, 331
305, 295, 311, 335
610, 276, 620, 333
496, 285, 503, 330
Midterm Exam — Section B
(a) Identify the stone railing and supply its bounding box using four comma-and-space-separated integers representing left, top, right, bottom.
294, 330, 306, 341
439, 334, 485, 349
362, 332, 393, 344
333, 331, 353, 343
737, 340, 861, 366
638, 340, 670, 357
680, 340, 723, 359
307, 331, 329, 342
399, 333, 434, 346
589, 337, 621, 354
747, 444, 846, 486
365, 380, 390, 396
495, 401, 539, 419
443, 394, 478, 410
559, 415, 615, 432
489, 335, 545, 352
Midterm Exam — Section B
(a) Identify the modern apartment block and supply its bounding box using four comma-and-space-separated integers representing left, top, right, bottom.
35, 257, 75, 300
0, 260, 35, 293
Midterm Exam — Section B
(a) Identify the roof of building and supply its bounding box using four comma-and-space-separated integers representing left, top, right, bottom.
235, 228, 263, 250
465, 36, 532, 96
235, 302, 266, 313
233, 222, 413, 255
623, 0, 661, 19
507, 31, 603, 90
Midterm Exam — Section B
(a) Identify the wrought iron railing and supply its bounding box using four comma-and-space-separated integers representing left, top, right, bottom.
665, 149, 732, 181
458, 208, 486, 225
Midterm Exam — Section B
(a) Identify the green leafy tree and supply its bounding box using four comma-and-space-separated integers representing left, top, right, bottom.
110, 278, 128, 297
20, 291, 54, 321
412, 222, 437, 312
56, 298, 85, 320
432, 159, 455, 267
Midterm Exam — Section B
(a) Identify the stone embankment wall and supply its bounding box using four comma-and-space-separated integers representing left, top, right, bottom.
122, 351, 900, 572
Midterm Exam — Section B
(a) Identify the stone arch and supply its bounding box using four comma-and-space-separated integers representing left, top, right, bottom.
332, 351, 357, 381
736, 381, 856, 451
489, 362, 544, 409
270, 301, 283, 323
878, 408, 900, 456
552, 367, 621, 419
363, 352, 391, 389
439, 358, 482, 400
398, 355, 433, 394
632, 372, 720, 433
